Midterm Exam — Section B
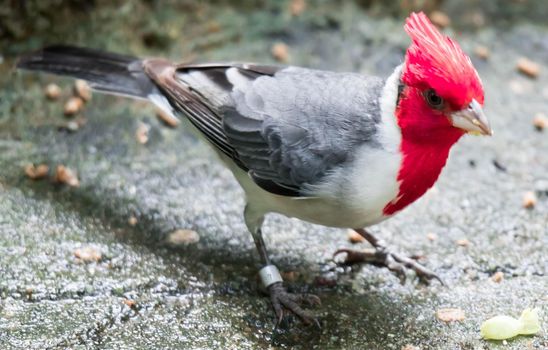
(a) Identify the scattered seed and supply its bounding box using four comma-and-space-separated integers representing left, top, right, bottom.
426, 232, 437, 241
401, 345, 420, 350
429, 11, 451, 28
135, 122, 150, 144
45, 83, 61, 100
24, 164, 49, 180
271, 42, 290, 63
517, 57, 540, 78
522, 191, 537, 209
348, 229, 365, 244
74, 79, 92, 102
64, 96, 84, 116
532, 113, 548, 131
491, 271, 504, 283
456, 238, 470, 247
54, 165, 80, 187
289, 0, 306, 16
156, 108, 180, 127
436, 308, 465, 322
74, 246, 102, 263
166, 229, 200, 246
474, 46, 490, 60
128, 216, 138, 226
123, 299, 136, 308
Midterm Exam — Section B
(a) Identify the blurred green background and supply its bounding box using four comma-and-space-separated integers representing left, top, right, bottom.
2, 0, 548, 58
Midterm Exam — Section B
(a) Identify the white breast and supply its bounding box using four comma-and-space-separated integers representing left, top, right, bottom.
229, 146, 399, 228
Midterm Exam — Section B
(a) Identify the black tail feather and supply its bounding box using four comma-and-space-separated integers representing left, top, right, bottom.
17, 45, 152, 98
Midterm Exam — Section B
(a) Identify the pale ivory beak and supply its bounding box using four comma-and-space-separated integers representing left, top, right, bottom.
450, 99, 492, 136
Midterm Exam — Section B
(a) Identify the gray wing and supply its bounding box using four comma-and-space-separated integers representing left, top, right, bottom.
144, 61, 384, 196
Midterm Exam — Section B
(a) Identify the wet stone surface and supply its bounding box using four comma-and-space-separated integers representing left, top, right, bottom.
0, 1, 547, 349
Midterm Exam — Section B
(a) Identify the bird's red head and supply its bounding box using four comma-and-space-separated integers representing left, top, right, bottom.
397, 12, 491, 143
383, 12, 491, 216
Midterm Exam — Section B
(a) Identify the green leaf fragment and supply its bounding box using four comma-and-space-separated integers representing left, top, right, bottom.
481, 315, 521, 340
518, 308, 541, 335
480, 308, 541, 340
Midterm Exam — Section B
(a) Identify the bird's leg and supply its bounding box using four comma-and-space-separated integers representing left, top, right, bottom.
244, 205, 321, 326
334, 228, 443, 284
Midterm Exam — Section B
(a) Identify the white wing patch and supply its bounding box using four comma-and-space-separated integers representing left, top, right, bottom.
178, 70, 231, 106
226, 67, 252, 90
148, 90, 179, 120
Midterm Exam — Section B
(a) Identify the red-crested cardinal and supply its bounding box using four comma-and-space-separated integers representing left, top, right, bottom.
17, 12, 491, 324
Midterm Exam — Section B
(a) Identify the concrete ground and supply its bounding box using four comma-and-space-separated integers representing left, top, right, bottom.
0, 1, 546, 349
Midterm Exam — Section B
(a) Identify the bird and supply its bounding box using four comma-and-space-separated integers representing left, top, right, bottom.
17, 12, 491, 325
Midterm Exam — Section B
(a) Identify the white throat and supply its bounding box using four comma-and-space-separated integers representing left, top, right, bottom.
378, 64, 403, 153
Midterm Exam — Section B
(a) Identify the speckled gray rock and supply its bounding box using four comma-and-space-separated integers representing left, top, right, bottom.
0, 2, 546, 349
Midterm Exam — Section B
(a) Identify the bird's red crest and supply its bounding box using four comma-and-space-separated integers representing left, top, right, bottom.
402, 12, 484, 108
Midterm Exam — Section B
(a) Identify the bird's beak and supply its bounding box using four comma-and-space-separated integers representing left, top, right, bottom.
450, 99, 492, 136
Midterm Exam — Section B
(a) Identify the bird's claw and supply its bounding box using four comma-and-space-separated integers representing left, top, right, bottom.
333, 248, 444, 285
268, 282, 321, 327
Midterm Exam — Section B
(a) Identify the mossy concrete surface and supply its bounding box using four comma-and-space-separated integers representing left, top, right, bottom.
0, 1, 546, 349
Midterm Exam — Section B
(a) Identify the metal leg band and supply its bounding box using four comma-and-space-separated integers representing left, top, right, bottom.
259, 265, 283, 288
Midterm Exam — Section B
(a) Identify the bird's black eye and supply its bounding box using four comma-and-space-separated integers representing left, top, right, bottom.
425, 89, 444, 109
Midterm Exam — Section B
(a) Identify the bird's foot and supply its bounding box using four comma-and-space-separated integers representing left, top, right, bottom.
268, 282, 321, 327
333, 247, 443, 285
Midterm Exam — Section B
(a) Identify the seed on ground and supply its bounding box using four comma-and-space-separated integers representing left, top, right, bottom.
492, 271, 504, 283
45, 83, 61, 100
474, 46, 490, 60
289, 0, 306, 16
348, 230, 365, 244
429, 11, 451, 28
24, 164, 49, 180
123, 299, 137, 308
64, 97, 84, 116
456, 238, 470, 247
517, 57, 540, 78
156, 108, 180, 127
54, 165, 80, 187
522, 191, 537, 209
166, 229, 200, 246
74, 79, 92, 102
271, 42, 290, 63
74, 246, 102, 263
135, 122, 150, 144
532, 113, 547, 131
401, 345, 420, 350
436, 308, 465, 322
128, 216, 138, 226
426, 232, 437, 241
